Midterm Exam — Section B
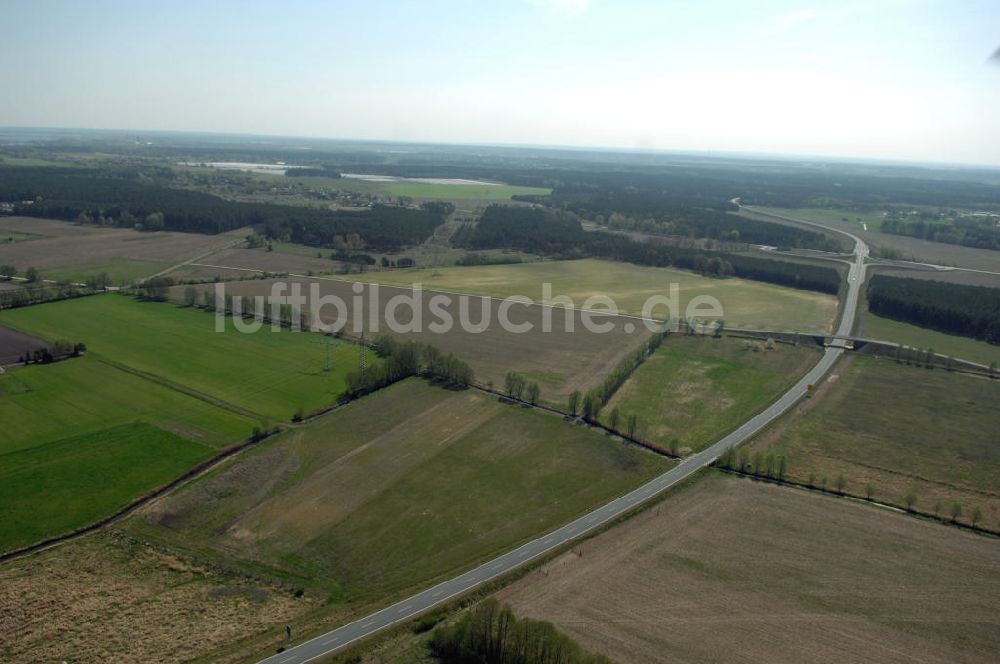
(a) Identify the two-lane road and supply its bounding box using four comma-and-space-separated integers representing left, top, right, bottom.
259, 209, 868, 664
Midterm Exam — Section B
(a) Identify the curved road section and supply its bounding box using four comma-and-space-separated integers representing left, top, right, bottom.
259, 210, 868, 664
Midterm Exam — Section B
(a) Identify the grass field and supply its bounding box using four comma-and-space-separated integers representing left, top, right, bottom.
125, 379, 672, 635
0, 356, 254, 553
0, 423, 213, 552
0, 216, 246, 284
0, 295, 373, 420
601, 336, 820, 453
0, 357, 254, 456
766, 206, 889, 231
0, 532, 316, 663
197, 276, 654, 403
750, 355, 1000, 529
353, 258, 839, 332
863, 311, 1000, 366
496, 472, 1000, 664
335, 177, 551, 201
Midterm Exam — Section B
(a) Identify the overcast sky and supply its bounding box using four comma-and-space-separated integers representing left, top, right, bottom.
2, 0, 999, 165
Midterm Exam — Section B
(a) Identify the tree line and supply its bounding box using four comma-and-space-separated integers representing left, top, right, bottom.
430, 599, 614, 664
867, 275, 1000, 344
455, 205, 842, 294
0, 167, 449, 251
880, 215, 1000, 251
345, 333, 475, 397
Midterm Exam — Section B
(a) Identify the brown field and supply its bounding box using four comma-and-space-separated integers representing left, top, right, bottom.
496, 472, 1000, 664
0, 532, 316, 664
168, 246, 340, 280
174, 276, 653, 403
749, 207, 1000, 272
0, 216, 247, 283
868, 265, 1000, 289
0, 324, 45, 365
748, 355, 1000, 529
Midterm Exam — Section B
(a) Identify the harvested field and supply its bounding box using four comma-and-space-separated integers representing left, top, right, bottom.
749, 355, 1000, 530
125, 378, 672, 650
0, 532, 316, 664
0, 216, 246, 283
496, 472, 1000, 664
180, 276, 655, 404
602, 335, 820, 452
0, 323, 45, 364
168, 245, 339, 280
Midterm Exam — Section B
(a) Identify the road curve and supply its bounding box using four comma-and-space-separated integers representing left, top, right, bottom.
258, 209, 868, 664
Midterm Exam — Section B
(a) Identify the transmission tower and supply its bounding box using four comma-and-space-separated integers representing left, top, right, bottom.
359, 330, 368, 383
313, 333, 333, 372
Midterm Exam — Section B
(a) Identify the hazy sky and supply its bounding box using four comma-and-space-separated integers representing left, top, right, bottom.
3, 0, 999, 165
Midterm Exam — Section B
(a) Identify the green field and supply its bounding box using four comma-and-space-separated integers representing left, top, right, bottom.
355, 258, 839, 332
0, 355, 254, 552
0, 357, 253, 456
864, 312, 1000, 367
761, 206, 888, 231
0, 155, 76, 168
752, 356, 1000, 529
0, 423, 213, 552
338, 178, 550, 201
602, 336, 820, 452
126, 379, 672, 607
42, 258, 173, 284
0, 295, 375, 420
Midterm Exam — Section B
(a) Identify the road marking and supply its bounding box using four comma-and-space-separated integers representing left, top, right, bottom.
431, 589, 444, 598
280, 657, 297, 663
397, 604, 412, 613
360, 621, 374, 628
321, 637, 340, 646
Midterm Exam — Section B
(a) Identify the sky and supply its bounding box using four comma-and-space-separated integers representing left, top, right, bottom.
2, 0, 999, 165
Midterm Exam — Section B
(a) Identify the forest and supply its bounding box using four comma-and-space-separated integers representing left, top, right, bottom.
455, 205, 842, 294
867, 274, 1000, 344
880, 214, 1000, 251
0, 167, 447, 251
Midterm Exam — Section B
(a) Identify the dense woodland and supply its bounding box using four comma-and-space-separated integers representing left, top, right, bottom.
880, 214, 1000, 251
0, 167, 448, 251
867, 275, 1000, 344
455, 206, 842, 294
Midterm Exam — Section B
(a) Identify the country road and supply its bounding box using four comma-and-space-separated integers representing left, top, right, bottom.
257, 208, 869, 664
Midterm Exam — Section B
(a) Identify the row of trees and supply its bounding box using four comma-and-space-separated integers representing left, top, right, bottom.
345, 333, 476, 397
430, 599, 614, 664
868, 275, 1000, 344
503, 372, 541, 405
0, 282, 94, 310
717, 446, 788, 481
17, 340, 86, 365
718, 449, 992, 530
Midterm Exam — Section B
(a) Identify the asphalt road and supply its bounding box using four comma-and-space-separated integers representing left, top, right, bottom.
258, 211, 868, 664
